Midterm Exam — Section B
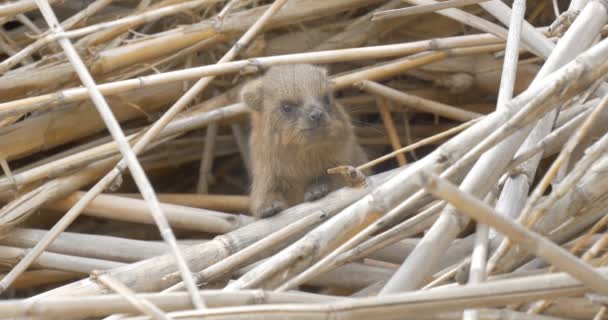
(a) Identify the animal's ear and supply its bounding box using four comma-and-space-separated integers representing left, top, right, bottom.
240, 78, 264, 112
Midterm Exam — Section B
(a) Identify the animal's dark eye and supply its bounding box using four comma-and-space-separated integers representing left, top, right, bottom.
322, 94, 332, 106
281, 103, 295, 113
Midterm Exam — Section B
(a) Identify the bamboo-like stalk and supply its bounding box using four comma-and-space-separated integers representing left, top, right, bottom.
376, 97, 407, 166
0, 0, 61, 18
490, 0, 608, 260
373, 0, 492, 21
118, 193, 249, 212
96, 273, 171, 320
1, 228, 170, 262
0, 244, 125, 273
0, 0, 114, 73
0, 32, 503, 117
380, 3, 608, 294
1, 290, 340, 318
417, 170, 608, 294
110, 267, 608, 320
165, 210, 330, 292
463, 1, 525, 319
358, 80, 481, 122
46, 192, 251, 233
33, 170, 392, 297
32, 0, 204, 308
0, 103, 246, 193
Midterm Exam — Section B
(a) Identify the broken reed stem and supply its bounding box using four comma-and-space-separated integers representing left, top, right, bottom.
376, 97, 407, 166
357, 118, 479, 172
32, 0, 205, 309
0, 32, 504, 117
418, 170, 608, 295
96, 273, 171, 320
0, 0, 287, 299
372, 0, 492, 21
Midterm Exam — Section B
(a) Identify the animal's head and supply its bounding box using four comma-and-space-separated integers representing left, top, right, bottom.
241, 64, 349, 145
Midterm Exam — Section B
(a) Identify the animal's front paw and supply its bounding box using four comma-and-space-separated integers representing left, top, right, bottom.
304, 183, 330, 202
254, 199, 288, 218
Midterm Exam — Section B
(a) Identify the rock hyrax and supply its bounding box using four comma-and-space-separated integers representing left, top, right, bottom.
241, 64, 368, 218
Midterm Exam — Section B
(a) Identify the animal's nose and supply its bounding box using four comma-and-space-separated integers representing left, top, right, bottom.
309, 109, 324, 122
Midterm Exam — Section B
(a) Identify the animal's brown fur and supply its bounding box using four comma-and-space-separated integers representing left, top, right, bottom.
241, 64, 368, 218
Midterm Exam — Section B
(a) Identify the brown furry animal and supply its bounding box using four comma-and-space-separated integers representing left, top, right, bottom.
241, 64, 368, 218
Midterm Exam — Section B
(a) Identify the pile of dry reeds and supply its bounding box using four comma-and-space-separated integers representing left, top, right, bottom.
0, 0, 607, 319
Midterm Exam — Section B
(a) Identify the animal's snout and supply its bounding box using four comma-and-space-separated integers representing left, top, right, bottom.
309, 108, 325, 122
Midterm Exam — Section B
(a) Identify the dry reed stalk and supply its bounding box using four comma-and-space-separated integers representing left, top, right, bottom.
488, 147, 608, 273
0, 269, 79, 290
165, 210, 330, 292
0, 0, 382, 101
1, 228, 169, 262
97, 267, 608, 320
373, 0, 492, 21
0, 0, 115, 73
96, 273, 171, 320
32, 0, 204, 307
463, 1, 525, 318
490, 0, 608, 265
1, 290, 339, 318
230, 123, 251, 176
119, 193, 249, 212
417, 170, 608, 294
358, 80, 481, 122
357, 119, 479, 172
380, 6, 608, 294
0, 82, 183, 161
0, 103, 246, 193
519, 96, 608, 232
0, 32, 503, 117
0, 244, 125, 273
46, 192, 250, 233
0, 0, 61, 18
33, 170, 391, 297
375, 97, 407, 166
0, 0, 288, 298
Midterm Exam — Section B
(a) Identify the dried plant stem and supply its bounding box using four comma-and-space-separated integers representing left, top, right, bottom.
0, 32, 503, 117
489, 0, 608, 271
166, 210, 329, 292
0, 0, 287, 300
358, 80, 481, 122
373, 0, 491, 21
30, 0, 204, 308
0, 0, 224, 73
119, 193, 249, 212
381, 4, 608, 294
0, 0, 114, 73
96, 273, 171, 320
464, 1, 525, 318
418, 170, 608, 295
523, 94, 608, 229
357, 118, 479, 172
376, 97, 407, 166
